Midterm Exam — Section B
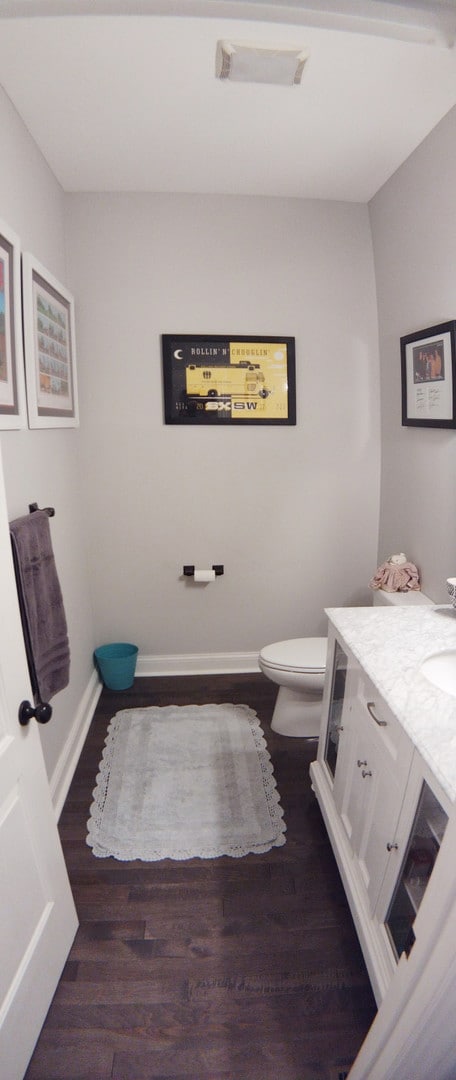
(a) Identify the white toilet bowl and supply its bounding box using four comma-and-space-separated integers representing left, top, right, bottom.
259, 637, 328, 738
260, 590, 433, 739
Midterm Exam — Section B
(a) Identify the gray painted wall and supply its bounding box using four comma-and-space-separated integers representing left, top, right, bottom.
0, 86, 96, 781
370, 105, 456, 604
12, 66, 455, 784
65, 192, 380, 656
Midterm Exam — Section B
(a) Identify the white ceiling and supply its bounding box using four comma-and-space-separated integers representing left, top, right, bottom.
0, 0, 456, 201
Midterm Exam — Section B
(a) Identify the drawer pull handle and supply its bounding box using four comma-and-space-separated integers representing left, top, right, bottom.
357, 759, 368, 768
387, 842, 398, 852
362, 769, 372, 779
367, 700, 387, 726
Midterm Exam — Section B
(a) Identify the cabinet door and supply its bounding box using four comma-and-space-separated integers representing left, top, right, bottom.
321, 636, 349, 781
380, 757, 450, 961
334, 674, 414, 913
355, 732, 407, 911
333, 703, 370, 845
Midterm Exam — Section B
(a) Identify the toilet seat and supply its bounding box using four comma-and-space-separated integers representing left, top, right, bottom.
260, 637, 327, 674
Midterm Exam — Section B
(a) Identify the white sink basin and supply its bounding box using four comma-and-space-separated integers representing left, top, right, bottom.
421, 649, 456, 696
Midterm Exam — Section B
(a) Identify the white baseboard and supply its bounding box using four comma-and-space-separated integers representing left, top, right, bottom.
136, 651, 261, 676
50, 669, 102, 821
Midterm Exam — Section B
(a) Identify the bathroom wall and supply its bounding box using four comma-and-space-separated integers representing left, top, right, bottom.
65, 192, 381, 659
369, 104, 456, 603
2, 44, 454, 782
0, 86, 96, 786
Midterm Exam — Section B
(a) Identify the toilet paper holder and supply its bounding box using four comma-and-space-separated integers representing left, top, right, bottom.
183, 565, 224, 577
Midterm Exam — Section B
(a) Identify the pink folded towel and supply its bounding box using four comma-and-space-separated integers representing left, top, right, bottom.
369, 559, 420, 593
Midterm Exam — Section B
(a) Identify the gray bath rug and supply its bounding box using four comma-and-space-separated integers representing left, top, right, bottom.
86, 703, 286, 860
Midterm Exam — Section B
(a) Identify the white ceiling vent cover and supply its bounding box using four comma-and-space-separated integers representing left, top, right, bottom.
216, 41, 309, 86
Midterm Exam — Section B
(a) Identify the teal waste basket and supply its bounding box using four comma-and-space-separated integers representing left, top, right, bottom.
94, 642, 138, 690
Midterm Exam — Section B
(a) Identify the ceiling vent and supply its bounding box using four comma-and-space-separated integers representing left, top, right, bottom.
215, 41, 309, 86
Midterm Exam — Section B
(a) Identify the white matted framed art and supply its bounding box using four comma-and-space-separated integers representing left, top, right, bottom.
401, 320, 456, 428
0, 217, 26, 429
22, 253, 79, 428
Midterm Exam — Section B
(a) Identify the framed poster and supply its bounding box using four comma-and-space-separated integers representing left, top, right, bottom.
22, 253, 79, 428
401, 321, 456, 428
162, 334, 296, 425
0, 218, 26, 429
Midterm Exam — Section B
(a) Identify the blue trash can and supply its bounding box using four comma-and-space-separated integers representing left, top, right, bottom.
94, 642, 138, 690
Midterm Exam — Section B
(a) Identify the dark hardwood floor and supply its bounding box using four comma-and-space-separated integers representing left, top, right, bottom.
25, 674, 376, 1080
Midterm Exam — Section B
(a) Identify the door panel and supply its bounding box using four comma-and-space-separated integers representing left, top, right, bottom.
0, 444, 78, 1080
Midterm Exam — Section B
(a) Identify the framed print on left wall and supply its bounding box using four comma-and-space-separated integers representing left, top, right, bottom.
0, 218, 26, 429
22, 253, 79, 428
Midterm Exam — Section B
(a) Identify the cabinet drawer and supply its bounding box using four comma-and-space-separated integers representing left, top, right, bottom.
355, 673, 413, 780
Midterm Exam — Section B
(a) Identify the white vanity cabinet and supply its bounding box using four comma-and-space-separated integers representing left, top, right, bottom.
332, 664, 414, 914
310, 621, 451, 1006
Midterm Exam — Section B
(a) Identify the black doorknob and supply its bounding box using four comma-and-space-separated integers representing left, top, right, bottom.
18, 700, 53, 727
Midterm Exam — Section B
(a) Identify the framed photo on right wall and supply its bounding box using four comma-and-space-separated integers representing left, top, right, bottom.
401, 320, 456, 428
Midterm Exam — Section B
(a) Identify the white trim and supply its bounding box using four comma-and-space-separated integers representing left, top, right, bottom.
136, 651, 261, 677
50, 669, 102, 821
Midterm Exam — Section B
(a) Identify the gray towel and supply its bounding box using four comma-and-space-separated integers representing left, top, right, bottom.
10, 510, 70, 703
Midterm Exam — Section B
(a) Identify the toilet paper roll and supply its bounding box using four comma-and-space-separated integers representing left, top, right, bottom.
194, 568, 216, 583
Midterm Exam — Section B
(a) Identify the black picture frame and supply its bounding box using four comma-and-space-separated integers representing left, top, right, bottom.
0, 217, 26, 428
162, 334, 296, 425
401, 320, 456, 428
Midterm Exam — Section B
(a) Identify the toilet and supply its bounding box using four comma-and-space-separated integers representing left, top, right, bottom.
258, 636, 328, 738
259, 587, 433, 738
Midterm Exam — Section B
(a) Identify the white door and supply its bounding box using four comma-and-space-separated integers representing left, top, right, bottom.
0, 445, 78, 1080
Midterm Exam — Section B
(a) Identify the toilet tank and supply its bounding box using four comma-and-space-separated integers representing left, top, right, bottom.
372, 589, 433, 606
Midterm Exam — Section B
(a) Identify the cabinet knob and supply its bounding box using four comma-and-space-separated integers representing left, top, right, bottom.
387, 841, 399, 852
357, 759, 368, 768
362, 769, 372, 778
336, 725, 344, 732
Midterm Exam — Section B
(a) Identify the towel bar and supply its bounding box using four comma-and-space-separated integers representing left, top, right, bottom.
29, 502, 55, 517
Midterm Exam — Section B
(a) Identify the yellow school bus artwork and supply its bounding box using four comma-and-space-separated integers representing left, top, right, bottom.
162, 335, 296, 425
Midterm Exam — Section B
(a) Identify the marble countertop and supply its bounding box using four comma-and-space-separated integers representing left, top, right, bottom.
325, 605, 456, 802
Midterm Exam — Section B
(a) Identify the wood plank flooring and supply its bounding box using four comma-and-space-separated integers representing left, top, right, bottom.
25, 674, 376, 1080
